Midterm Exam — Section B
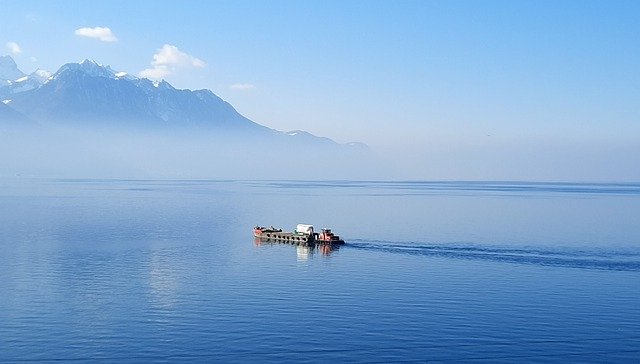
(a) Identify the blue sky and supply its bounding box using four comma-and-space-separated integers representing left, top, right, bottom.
2, 1, 639, 180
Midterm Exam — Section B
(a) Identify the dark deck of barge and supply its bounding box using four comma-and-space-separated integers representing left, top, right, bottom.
254, 231, 314, 245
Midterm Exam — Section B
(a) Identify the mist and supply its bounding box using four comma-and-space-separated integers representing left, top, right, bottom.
378, 135, 640, 182
3, 121, 639, 183
0, 124, 385, 180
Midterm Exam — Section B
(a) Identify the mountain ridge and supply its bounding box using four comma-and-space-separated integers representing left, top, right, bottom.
1, 56, 364, 150
1, 56, 53, 98
0, 55, 26, 80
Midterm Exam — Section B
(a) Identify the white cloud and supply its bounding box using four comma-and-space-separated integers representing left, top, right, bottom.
151, 44, 205, 68
74, 27, 118, 42
230, 83, 256, 91
139, 44, 206, 80
6, 42, 22, 55
139, 66, 171, 80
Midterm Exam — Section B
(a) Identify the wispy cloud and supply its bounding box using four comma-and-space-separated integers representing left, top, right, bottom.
6, 42, 22, 55
74, 27, 118, 42
139, 66, 171, 80
230, 83, 256, 91
139, 44, 206, 80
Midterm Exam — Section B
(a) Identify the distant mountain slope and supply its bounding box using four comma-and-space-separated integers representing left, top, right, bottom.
0, 55, 25, 81
0, 101, 31, 125
0, 56, 368, 150
0, 56, 382, 179
0, 56, 51, 98
8, 60, 266, 132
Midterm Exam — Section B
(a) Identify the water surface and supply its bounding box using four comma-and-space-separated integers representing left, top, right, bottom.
1, 179, 639, 362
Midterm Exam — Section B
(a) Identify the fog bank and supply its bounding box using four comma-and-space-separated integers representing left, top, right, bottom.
0, 126, 384, 180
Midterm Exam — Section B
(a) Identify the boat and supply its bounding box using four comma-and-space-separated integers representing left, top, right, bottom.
253, 224, 345, 246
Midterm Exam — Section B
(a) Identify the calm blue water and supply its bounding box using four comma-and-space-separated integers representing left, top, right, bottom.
1, 179, 639, 363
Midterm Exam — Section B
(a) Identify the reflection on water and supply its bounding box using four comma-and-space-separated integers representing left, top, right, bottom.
318, 244, 335, 256
254, 237, 340, 260
297, 245, 311, 261
147, 248, 181, 309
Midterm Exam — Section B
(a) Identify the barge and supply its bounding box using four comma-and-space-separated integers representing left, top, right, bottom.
254, 224, 345, 246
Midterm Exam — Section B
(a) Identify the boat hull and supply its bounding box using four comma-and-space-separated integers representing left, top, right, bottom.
253, 231, 344, 246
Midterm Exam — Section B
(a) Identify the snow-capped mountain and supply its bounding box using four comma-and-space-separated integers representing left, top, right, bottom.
8, 59, 273, 133
0, 56, 52, 98
0, 57, 367, 150
4, 71, 50, 95
30, 69, 53, 83
0, 56, 376, 179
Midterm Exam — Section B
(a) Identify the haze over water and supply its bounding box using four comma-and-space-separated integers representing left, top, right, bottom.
1, 179, 639, 362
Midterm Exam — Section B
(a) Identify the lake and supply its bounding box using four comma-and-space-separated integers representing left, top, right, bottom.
1, 179, 639, 362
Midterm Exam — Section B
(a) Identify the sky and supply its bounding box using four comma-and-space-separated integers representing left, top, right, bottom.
2, 0, 639, 181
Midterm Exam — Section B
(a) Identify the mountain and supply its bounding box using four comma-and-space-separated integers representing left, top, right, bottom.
6, 59, 275, 137
0, 55, 25, 81
0, 71, 50, 98
0, 56, 51, 98
1, 56, 368, 150
0, 56, 379, 179
0, 101, 31, 125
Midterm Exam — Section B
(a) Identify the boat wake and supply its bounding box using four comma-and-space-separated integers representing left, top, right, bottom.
347, 239, 640, 272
